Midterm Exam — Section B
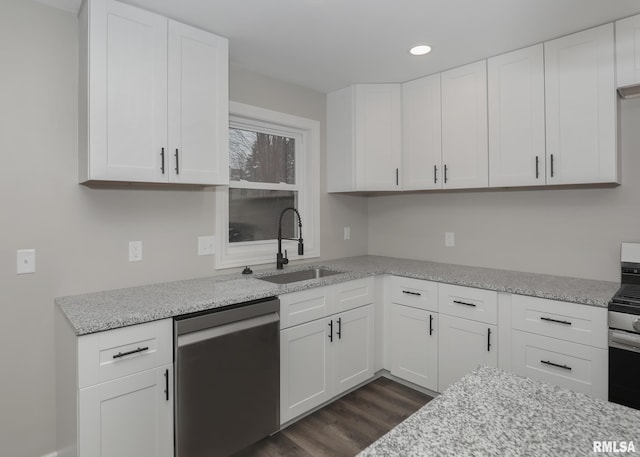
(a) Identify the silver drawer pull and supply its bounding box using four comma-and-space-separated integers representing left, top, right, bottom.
113, 346, 149, 359
402, 290, 421, 296
540, 316, 572, 326
453, 300, 476, 307
541, 360, 571, 371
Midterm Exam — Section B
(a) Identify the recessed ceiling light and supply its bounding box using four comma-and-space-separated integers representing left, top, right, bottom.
410, 44, 432, 56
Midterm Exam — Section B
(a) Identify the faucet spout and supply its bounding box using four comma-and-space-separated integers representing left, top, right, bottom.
277, 207, 303, 269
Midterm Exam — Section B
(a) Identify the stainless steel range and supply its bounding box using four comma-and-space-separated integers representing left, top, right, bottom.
608, 242, 640, 410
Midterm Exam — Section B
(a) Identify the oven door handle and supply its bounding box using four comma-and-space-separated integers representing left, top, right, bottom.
610, 329, 640, 352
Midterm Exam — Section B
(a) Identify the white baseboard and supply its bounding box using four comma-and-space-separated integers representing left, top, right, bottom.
41, 452, 57, 457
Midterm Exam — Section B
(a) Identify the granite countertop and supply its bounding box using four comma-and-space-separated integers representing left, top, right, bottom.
56, 255, 619, 335
358, 365, 640, 457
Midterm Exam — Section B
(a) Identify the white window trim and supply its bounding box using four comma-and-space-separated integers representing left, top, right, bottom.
215, 101, 320, 270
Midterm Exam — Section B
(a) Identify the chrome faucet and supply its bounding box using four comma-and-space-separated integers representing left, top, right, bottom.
277, 207, 303, 269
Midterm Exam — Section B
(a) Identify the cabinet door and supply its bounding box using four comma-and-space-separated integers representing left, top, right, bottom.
280, 318, 332, 423
326, 86, 356, 192
488, 45, 546, 187
616, 14, 640, 89
545, 24, 617, 185
441, 61, 488, 189
402, 74, 442, 190
168, 21, 229, 185
390, 304, 438, 391
355, 84, 402, 190
88, 0, 168, 182
438, 314, 497, 391
332, 305, 375, 394
79, 365, 173, 457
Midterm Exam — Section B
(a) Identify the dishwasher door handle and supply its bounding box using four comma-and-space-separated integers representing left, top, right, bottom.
177, 312, 279, 347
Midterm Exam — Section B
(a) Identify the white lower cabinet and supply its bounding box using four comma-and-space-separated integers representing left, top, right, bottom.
280, 304, 375, 424
56, 314, 173, 457
79, 365, 173, 457
505, 294, 608, 400
438, 314, 497, 391
332, 305, 376, 394
511, 331, 607, 399
280, 317, 332, 423
389, 304, 438, 391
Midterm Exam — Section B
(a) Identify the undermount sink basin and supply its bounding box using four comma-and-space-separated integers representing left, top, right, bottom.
258, 267, 343, 284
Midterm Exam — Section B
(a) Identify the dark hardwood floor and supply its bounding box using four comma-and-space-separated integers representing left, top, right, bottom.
233, 377, 433, 457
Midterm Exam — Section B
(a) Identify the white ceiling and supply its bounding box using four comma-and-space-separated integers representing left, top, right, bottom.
38, 0, 640, 93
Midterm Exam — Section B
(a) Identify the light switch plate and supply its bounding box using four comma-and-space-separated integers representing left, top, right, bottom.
344, 227, 351, 240
198, 236, 216, 256
129, 241, 142, 262
17, 249, 36, 274
445, 232, 455, 247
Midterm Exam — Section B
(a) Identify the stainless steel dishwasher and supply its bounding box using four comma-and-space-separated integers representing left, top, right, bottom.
174, 297, 280, 457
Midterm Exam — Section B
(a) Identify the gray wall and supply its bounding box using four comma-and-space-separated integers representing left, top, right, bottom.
368, 98, 640, 282
0, 2, 367, 456
6, 1, 637, 455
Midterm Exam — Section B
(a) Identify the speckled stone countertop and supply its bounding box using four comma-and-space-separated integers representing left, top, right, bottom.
56, 255, 619, 335
358, 365, 640, 457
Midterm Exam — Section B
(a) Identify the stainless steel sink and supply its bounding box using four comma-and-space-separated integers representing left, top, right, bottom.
258, 267, 343, 284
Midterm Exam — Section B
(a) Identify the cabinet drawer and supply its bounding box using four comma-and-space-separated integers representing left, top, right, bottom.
280, 287, 330, 329
438, 283, 497, 324
511, 330, 607, 400
511, 295, 607, 348
391, 276, 438, 312
332, 277, 374, 313
78, 319, 172, 388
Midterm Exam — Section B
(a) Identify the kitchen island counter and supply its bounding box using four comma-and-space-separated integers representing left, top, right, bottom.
358, 365, 640, 457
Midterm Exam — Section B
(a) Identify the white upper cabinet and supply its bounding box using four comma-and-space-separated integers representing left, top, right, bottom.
616, 14, 640, 90
327, 84, 402, 192
402, 74, 442, 190
441, 61, 489, 189
544, 24, 618, 185
488, 45, 546, 187
168, 21, 229, 185
79, 0, 228, 185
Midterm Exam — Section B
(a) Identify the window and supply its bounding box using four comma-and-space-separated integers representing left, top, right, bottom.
216, 102, 320, 269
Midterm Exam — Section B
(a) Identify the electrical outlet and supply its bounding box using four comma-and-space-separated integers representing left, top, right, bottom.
344, 227, 351, 240
129, 241, 142, 262
445, 232, 455, 247
17, 249, 36, 274
198, 236, 216, 256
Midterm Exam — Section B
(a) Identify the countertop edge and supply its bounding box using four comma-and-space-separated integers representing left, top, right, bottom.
56, 256, 618, 336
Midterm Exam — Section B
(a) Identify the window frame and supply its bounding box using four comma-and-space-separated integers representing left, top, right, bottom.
215, 101, 320, 270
